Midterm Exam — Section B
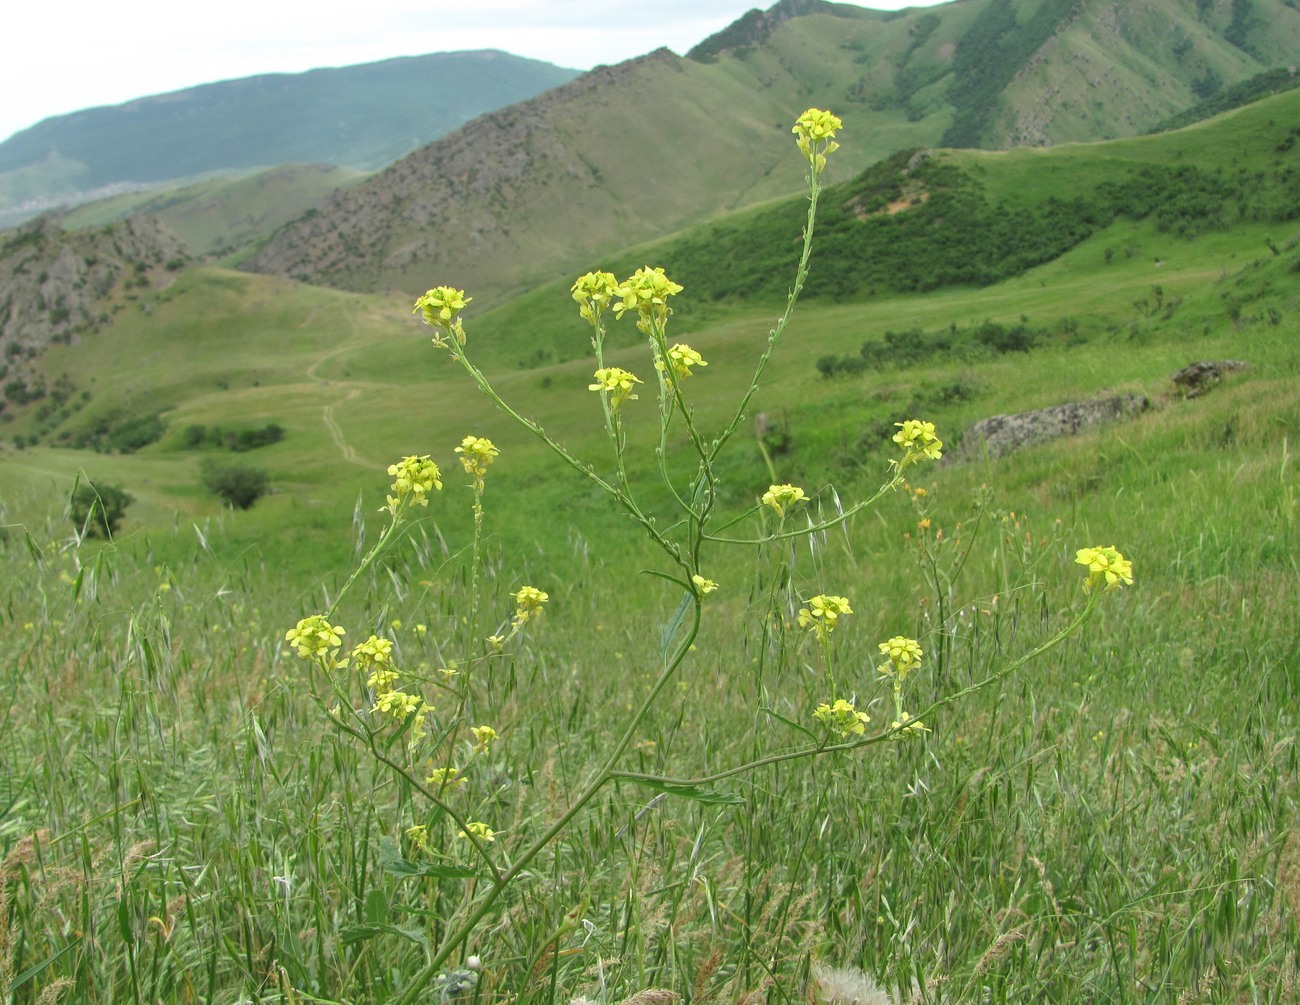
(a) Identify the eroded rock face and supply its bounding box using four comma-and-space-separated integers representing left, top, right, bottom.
956, 394, 1149, 460
1171, 360, 1248, 398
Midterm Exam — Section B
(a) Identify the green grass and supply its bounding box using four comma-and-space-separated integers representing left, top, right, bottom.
2, 95, 1299, 1005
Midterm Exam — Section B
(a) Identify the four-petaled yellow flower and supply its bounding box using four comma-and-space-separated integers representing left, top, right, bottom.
285, 615, 346, 659
877, 636, 923, 680
1075, 546, 1133, 592
414, 287, 472, 346
798, 595, 853, 641
351, 634, 393, 669
459, 820, 496, 843
589, 367, 642, 410
512, 585, 549, 624
792, 108, 843, 175
386, 455, 443, 512
372, 690, 428, 722
892, 419, 943, 467
613, 267, 683, 332
456, 435, 499, 480
691, 574, 718, 595
657, 343, 708, 380
470, 724, 498, 753
762, 483, 808, 519
814, 698, 869, 737
571, 271, 620, 324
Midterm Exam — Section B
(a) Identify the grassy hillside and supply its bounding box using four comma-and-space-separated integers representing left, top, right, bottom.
0, 50, 578, 222
61, 164, 368, 259
1, 91, 1298, 1003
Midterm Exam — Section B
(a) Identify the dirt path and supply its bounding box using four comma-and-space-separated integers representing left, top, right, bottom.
321, 388, 384, 471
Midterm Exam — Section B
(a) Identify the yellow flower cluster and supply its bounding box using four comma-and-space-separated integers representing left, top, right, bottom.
571, 271, 620, 323
792, 108, 843, 175
1075, 546, 1133, 592
455, 435, 499, 480
589, 367, 643, 410
414, 286, 472, 346
798, 595, 853, 641
426, 766, 465, 791
285, 616, 346, 659
813, 698, 870, 737
459, 821, 496, 843
657, 343, 708, 380
691, 573, 718, 595
613, 267, 684, 332
762, 483, 808, 519
889, 711, 930, 738
386, 455, 443, 512
512, 585, 549, 625
877, 636, 923, 680
471, 724, 498, 753
892, 419, 943, 467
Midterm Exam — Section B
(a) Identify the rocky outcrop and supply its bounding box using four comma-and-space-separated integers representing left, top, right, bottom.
955, 394, 1149, 460
1170, 360, 1248, 398
0, 214, 190, 376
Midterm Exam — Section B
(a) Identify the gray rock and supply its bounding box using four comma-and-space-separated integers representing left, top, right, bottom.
1171, 359, 1248, 398
956, 394, 1149, 460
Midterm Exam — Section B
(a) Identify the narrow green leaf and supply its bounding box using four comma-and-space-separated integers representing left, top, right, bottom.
759, 705, 818, 741
625, 777, 746, 805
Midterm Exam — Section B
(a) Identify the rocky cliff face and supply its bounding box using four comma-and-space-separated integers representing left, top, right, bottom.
0, 215, 190, 389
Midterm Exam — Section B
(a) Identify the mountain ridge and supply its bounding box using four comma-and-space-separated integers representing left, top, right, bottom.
238, 0, 1300, 300
0, 50, 579, 223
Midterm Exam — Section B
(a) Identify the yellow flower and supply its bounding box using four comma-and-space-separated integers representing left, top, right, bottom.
1075, 546, 1133, 592
459, 820, 496, 843
792, 108, 843, 174
657, 343, 708, 380
351, 634, 393, 668
372, 691, 428, 721
889, 712, 930, 738
426, 766, 466, 791
455, 435, 499, 480
284, 616, 346, 659
691, 574, 718, 595
470, 725, 498, 753
877, 636, 923, 680
512, 585, 549, 624
414, 286, 471, 345
762, 483, 808, 519
813, 698, 870, 737
386, 455, 443, 511
613, 267, 683, 331
892, 419, 943, 467
571, 271, 620, 323
798, 595, 853, 641
406, 824, 429, 851
589, 367, 642, 410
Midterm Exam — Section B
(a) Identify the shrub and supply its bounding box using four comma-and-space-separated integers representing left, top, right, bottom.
70, 481, 133, 538
201, 460, 270, 509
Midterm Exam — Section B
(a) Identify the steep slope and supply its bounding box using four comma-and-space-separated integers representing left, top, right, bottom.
240, 0, 1300, 300
0, 51, 578, 223
0, 215, 191, 409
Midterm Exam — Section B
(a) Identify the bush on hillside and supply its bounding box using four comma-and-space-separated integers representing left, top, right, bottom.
70, 481, 133, 538
201, 460, 270, 510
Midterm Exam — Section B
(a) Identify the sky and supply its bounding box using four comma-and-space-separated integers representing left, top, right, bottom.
1, 0, 950, 143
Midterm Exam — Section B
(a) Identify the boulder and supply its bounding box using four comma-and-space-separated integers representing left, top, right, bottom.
956, 394, 1149, 460
1170, 360, 1248, 398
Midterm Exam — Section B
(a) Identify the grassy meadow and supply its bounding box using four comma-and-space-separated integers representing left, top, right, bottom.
1, 111, 1299, 1004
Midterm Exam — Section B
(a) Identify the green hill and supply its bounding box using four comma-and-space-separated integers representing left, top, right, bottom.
239, 0, 1300, 301
0, 50, 578, 223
